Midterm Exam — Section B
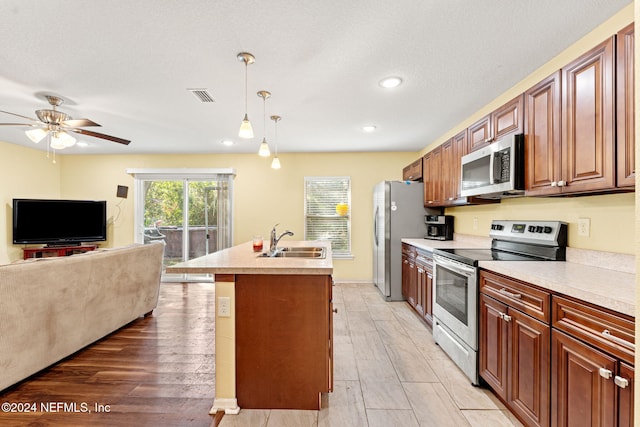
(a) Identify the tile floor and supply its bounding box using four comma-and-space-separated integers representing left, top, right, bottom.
219, 282, 524, 427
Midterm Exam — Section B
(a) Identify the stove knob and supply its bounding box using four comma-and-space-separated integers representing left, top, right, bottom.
528, 225, 535, 233
495, 224, 503, 231
535, 226, 543, 233
543, 226, 553, 234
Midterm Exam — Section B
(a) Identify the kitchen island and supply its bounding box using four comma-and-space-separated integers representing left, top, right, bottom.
166, 240, 333, 414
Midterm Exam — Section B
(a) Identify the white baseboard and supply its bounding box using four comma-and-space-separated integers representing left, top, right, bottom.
331, 279, 373, 285
210, 398, 240, 415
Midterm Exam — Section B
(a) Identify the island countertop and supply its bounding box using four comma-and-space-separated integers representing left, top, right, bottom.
166, 240, 333, 275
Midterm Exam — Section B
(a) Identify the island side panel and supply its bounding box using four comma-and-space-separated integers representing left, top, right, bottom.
235, 274, 331, 410
210, 278, 240, 414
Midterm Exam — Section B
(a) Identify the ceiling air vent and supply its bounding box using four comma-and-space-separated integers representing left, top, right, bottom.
187, 88, 215, 103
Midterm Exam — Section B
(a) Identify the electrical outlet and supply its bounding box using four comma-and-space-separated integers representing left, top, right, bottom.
577, 218, 590, 237
473, 217, 479, 230
218, 296, 231, 317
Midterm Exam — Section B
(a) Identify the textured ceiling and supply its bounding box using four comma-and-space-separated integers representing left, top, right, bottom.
0, 0, 631, 155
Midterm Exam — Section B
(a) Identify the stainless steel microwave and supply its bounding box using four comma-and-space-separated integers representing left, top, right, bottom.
460, 133, 524, 199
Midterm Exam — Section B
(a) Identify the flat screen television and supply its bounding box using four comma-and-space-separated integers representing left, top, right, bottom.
13, 198, 107, 246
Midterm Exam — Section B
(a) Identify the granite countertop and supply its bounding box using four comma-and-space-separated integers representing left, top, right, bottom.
402, 236, 635, 317
479, 260, 635, 317
166, 240, 333, 275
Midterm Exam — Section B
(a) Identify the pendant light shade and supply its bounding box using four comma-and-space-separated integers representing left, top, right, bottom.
257, 90, 271, 157
271, 115, 281, 169
25, 128, 48, 143
237, 52, 255, 139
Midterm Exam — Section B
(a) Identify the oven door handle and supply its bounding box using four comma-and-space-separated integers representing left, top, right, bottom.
433, 254, 476, 276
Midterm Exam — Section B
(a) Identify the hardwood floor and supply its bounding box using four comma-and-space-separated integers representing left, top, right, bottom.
0, 282, 523, 427
0, 282, 221, 427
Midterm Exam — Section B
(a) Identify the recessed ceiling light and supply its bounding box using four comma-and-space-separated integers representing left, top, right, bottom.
362, 125, 377, 133
221, 139, 235, 146
379, 76, 403, 89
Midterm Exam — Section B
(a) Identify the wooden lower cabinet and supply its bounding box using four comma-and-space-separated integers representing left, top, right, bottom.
402, 244, 433, 327
235, 274, 333, 410
480, 293, 550, 427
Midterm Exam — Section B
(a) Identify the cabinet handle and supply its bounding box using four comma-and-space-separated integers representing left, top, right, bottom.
333, 307, 338, 314
448, 197, 454, 201
601, 329, 635, 350
599, 368, 613, 379
557, 180, 566, 187
550, 181, 557, 187
498, 312, 511, 322
614, 376, 629, 388
499, 288, 522, 299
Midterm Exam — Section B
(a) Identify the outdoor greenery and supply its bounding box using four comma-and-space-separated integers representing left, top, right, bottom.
144, 181, 218, 228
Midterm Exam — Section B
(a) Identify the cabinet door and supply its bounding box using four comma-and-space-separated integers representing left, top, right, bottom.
552, 329, 617, 427
429, 146, 442, 206
440, 139, 455, 205
616, 23, 635, 189
617, 362, 634, 427
562, 36, 615, 194
469, 114, 492, 151
423, 152, 433, 206
452, 129, 468, 200
403, 158, 423, 182
525, 71, 562, 196
493, 94, 524, 140
479, 294, 509, 400
401, 253, 410, 300
510, 308, 550, 427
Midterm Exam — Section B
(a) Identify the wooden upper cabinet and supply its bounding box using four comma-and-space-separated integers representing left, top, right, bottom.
423, 146, 442, 206
468, 115, 492, 151
524, 71, 562, 196
493, 94, 524, 140
562, 36, 615, 194
616, 23, 635, 189
469, 95, 524, 152
402, 158, 423, 181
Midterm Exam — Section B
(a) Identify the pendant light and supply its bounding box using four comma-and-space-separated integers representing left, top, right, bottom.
270, 115, 281, 169
257, 90, 271, 157
237, 52, 255, 139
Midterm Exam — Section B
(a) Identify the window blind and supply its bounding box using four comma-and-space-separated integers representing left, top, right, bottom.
304, 176, 351, 255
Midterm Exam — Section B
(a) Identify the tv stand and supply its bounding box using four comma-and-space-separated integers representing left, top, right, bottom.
23, 245, 97, 260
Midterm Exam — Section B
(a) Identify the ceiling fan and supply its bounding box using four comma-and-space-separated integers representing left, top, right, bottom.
0, 95, 130, 149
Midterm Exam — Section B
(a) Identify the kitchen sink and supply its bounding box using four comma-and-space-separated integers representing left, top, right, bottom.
259, 247, 326, 259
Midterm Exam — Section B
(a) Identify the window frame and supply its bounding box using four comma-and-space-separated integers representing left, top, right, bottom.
304, 176, 352, 259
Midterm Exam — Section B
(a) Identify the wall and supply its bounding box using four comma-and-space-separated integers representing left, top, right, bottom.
58, 151, 416, 280
0, 141, 61, 264
422, 3, 636, 255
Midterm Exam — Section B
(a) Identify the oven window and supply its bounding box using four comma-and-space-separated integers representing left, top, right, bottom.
435, 264, 468, 325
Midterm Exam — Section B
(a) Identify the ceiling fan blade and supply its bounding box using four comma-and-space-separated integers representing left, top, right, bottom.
62, 118, 101, 127
69, 128, 131, 145
0, 110, 40, 123
0, 122, 37, 126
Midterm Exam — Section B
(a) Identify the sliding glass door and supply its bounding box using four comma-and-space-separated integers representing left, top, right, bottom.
129, 169, 234, 281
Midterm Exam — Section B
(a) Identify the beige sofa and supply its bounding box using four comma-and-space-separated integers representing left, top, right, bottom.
0, 242, 164, 392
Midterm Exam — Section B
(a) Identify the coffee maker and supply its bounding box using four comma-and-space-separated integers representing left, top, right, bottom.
424, 215, 453, 240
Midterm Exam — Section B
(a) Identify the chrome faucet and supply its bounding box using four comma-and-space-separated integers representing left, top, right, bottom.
269, 223, 294, 255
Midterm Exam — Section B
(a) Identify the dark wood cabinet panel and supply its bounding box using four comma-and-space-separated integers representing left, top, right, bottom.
618, 362, 634, 427
480, 294, 509, 400
552, 329, 617, 427
402, 244, 417, 308
524, 71, 563, 196
236, 274, 332, 410
510, 308, 550, 427
616, 23, 635, 189
440, 139, 455, 204
416, 251, 433, 327
469, 114, 492, 151
493, 94, 524, 140
403, 158, 423, 181
480, 270, 551, 323
423, 147, 443, 206
562, 36, 615, 194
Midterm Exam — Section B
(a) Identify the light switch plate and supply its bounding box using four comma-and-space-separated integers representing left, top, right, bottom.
218, 296, 231, 317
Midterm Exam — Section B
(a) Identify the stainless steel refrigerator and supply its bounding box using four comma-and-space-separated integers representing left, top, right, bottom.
373, 181, 434, 301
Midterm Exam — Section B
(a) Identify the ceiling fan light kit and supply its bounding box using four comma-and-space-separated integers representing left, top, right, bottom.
237, 52, 255, 139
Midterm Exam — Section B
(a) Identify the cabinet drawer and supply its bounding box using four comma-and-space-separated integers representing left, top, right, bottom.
552, 295, 635, 365
402, 244, 416, 258
415, 249, 432, 270
479, 270, 550, 323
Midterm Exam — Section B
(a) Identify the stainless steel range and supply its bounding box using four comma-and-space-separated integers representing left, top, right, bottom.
432, 220, 567, 385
